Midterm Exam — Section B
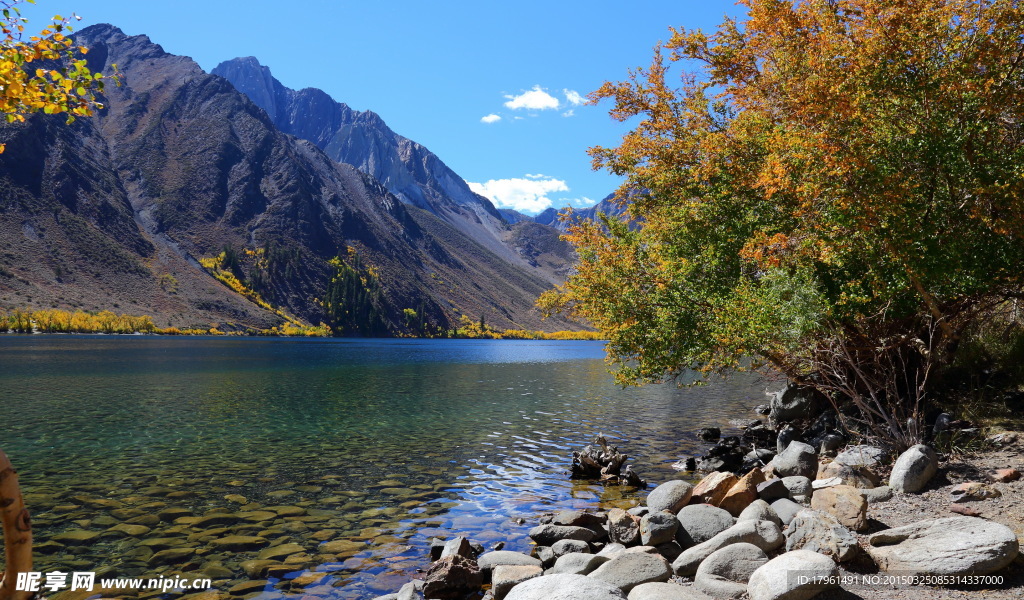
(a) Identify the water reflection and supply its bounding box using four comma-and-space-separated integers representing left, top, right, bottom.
0, 336, 766, 598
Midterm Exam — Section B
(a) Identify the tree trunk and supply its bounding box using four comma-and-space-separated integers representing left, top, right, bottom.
0, 449, 32, 600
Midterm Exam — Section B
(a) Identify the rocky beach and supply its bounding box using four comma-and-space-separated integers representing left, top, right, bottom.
366, 388, 1024, 600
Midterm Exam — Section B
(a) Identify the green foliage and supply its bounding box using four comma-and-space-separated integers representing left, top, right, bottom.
541, 0, 1024, 448
323, 252, 388, 337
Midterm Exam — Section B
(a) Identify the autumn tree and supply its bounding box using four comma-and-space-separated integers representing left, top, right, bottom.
540, 0, 1024, 449
0, 0, 115, 152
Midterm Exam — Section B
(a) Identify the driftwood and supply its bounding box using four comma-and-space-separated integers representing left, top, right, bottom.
0, 449, 32, 600
570, 435, 646, 488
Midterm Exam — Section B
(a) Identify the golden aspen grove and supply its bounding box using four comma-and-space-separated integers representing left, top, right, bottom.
540, 0, 1024, 448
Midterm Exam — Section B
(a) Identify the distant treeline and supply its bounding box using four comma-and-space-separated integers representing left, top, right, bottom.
0, 308, 602, 340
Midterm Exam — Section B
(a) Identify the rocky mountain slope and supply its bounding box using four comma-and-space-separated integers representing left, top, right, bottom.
211, 57, 534, 270
0, 25, 578, 333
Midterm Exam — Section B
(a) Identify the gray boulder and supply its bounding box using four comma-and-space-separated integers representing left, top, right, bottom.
769, 498, 803, 526
785, 509, 859, 562
529, 524, 596, 546
505, 573, 627, 600
781, 476, 813, 503
672, 520, 784, 576
493, 565, 543, 600
608, 508, 641, 546
889, 444, 938, 493
861, 486, 893, 504
478, 551, 542, 575
768, 384, 821, 423
676, 504, 735, 548
397, 580, 423, 600
640, 512, 680, 546
866, 516, 1019, 575
737, 499, 782, 527
647, 480, 695, 513
756, 479, 789, 503
772, 443, 818, 480
833, 445, 884, 468
747, 549, 838, 600
589, 552, 672, 593
552, 539, 590, 557
596, 543, 627, 560
627, 582, 711, 599
693, 542, 769, 599
549, 552, 606, 575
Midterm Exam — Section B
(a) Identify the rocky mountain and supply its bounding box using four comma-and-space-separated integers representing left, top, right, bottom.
0, 24, 579, 333
533, 194, 630, 232
210, 57, 530, 267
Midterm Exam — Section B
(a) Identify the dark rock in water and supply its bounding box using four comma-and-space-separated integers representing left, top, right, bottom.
776, 425, 797, 454
698, 427, 721, 442
429, 537, 447, 561
742, 449, 776, 472
423, 554, 483, 599
768, 383, 824, 424
697, 457, 727, 473
742, 422, 776, 445
683, 457, 698, 471
755, 404, 772, 415
571, 435, 646, 487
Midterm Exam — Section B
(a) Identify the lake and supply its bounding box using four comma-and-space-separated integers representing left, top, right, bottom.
0, 336, 768, 599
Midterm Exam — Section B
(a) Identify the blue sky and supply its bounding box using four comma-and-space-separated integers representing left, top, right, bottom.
24, 0, 746, 214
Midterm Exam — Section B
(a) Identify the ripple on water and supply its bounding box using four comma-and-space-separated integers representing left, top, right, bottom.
0, 336, 766, 599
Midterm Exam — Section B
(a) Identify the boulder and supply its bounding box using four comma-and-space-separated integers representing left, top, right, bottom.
742, 449, 776, 472
676, 504, 735, 548
477, 551, 541, 576
769, 498, 803, 526
768, 383, 821, 423
810, 485, 868, 531
737, 499, 782, 527
950, 482, 1001, 503
810, 476, 842, 490
756, 479, 789, 503
747, 549, 838, 600
549, 552, 606, 575
654, 541, 684, 562
529, 524, 596, 546
772, 443, 818, 480
627, 582, 710, 599
640, 512, 680, 546
672, 520, 784, 576
698, 427, 722, 442
596, 543, 627, 560
889, 444, 938, 493
785, 509, 859, 562
440, 536, 475, 559
505, 573, 626, 600
647, 480, 695, 514
589, 552, 672, 594
865, 516, 1019, 575
693, 543, 769, 599
781, 476, 813, 503
554, 510, 607, 529
629, 506, 651, 518
819, 461, 879, 489
719, 468, 767, 516
552, 539, 591, 556
861, 486, 892, 504
493, 565, 543, 600
691, 472, 738, 506
990, 468, 1022, 483
537, 546, 556, 568
422, 554, 483, 599
833, 445, 884, 469
397, 580, 424, 600
608, 508, 641, 546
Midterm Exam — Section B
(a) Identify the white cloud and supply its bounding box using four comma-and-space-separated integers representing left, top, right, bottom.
560, 196, 595, 208
480, 113, 502, 124
525, 173, 547, 179
564, 89, 584, 106
468, 176, 570, 214
562, 109, 575, 118
504, 85, 560, 111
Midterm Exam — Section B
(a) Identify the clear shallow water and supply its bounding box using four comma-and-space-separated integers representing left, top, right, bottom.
0, 336, 766, 599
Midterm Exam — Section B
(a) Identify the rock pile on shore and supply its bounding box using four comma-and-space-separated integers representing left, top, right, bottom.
374, 433, 1022, 600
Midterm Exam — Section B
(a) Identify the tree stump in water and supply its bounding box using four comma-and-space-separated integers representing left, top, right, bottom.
0, 448, 32, 600
571, 435, 646, 488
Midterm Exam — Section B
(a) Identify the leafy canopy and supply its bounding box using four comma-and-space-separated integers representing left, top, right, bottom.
0, 0, 116, 151
540, 0, 1024, 392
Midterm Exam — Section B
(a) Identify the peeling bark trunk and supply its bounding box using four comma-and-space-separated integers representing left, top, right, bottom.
0, 449, 32, 600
